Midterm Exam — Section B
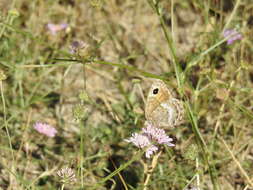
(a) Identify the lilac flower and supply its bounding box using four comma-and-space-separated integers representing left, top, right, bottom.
125, 123, 175, 158
223, 29, 242, 45
69, 40, 89, 55
142, 123, 175, 147
125, 133, 159, 158
125, 133, 152, 148
34, 122, 57, 137
47, 23, 68, 35
145, 145, 159, 158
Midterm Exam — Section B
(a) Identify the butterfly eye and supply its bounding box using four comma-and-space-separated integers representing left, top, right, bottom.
153, 88, 159, 94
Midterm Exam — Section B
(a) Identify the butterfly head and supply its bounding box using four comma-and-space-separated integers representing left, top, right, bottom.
147, 79, 172, 102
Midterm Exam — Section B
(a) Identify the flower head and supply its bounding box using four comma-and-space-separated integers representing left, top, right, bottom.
69, 40, 89, 55
125, 133, 152, 148
142, 123, 175, 146
72, 104, 88, 121
125, 123, 175, 158
223, 29, 242, 45
125, 133, 158, 158
78, 90, 90, 102
57, 167, 77, 184
47, 23, 68, 35
34, 122, 57, 137
145, 145, 158, 158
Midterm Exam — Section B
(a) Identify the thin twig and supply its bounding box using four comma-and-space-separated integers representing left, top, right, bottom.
220, 137, 253, 187
143, 151, 162, 190
222, 0, 241, 33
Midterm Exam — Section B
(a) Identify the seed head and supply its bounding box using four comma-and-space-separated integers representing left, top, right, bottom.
57, 167, 77, 184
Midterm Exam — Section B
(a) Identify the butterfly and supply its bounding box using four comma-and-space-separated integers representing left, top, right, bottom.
145, 79, 184, 128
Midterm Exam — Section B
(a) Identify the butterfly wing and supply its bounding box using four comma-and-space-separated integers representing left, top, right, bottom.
145, 80, 172, 123
145, 79, 184, 128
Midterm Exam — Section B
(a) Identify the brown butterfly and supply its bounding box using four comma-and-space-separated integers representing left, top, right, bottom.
145, 79, 184, 128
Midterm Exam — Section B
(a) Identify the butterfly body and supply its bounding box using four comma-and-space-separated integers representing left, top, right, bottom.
145, 80, 183, 128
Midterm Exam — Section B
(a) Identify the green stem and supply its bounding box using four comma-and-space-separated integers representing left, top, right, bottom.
147, 0, 183, 94
0, 81, 15, 163
0, 81, 16, 187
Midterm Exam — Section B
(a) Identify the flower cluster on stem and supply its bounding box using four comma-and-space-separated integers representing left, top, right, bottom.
125, 122, 174, 158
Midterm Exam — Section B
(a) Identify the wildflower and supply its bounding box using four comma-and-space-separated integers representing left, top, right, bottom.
33, 122, 57, 137
125, 123, 175, 158
125, 133, 158, 158
145, 145, 159, 158
125, 133, 152, 148
69, 40, 89, 55
57, 167, 77, 184
142, 123, 175, 147
223, 29, 242, 45
47, 23, 68, 35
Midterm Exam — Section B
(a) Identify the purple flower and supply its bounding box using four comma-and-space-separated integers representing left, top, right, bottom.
47, 23, 68, 35
223, 29, 242, 45
34, 122, 57, 137
142, 123, 175, 147
125, 123, 175, 158
69, 40, 88, 55
145, 145, 158, 158
125, 133, 152, 148
125, 133, 159, 158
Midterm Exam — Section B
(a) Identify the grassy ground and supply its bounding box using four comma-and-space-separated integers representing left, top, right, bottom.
0, 0, 253, 189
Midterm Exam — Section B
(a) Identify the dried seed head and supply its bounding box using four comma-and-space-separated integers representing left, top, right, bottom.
57, 167, 77, 184
72, 104, 88, 121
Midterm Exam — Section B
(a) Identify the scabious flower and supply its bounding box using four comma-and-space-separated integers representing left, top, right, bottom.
69, 40, 89, 55
125, 133, 152, 148
57, 167, 77, 184
34, 122, 57, 137
125, 123, 175, 158
47, 23, 68, 35
145, 145, 159, 158
223, 29, 242, 45
125, 133, 159, 158
142, 123, 175, 147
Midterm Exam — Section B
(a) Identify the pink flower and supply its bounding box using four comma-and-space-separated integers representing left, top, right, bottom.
47, 23, 68, 35
69, 40, 88, 54
125, 133, 152, 148
145, 145, 158, 158
142, 123, 175, 147
34, 122, 57, 137
125, 123, 175, 158
125, 133, 159, 158
223, 29, 242, 45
